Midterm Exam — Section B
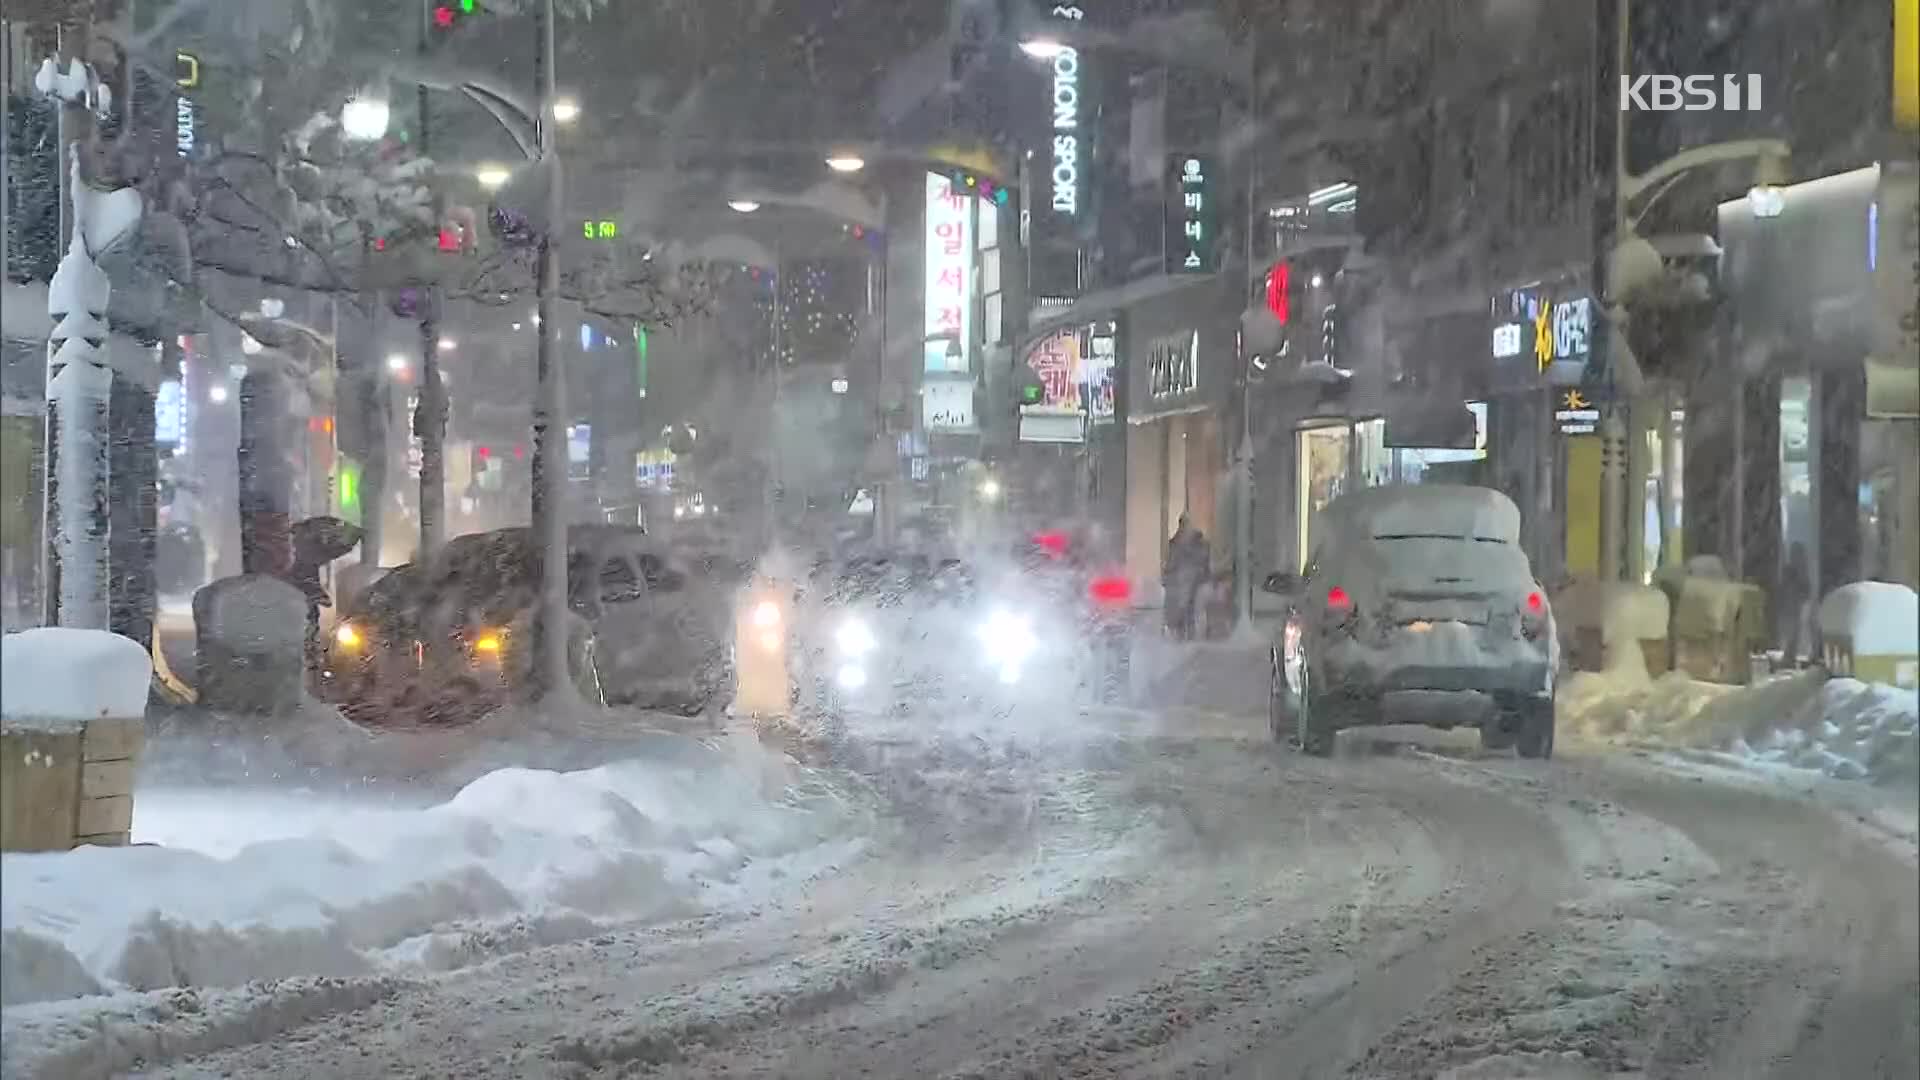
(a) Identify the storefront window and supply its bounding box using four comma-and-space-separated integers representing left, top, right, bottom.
1295, 423, 1350, 572
1859, 417, 1919, 587
1780, 376, 1814, 569
1355, 419, 1391, 487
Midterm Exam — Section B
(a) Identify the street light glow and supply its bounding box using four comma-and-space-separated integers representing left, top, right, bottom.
552, 98, 580, 123
979, 478, 1002, 500
727, 199, 762, 213
824, 154, 865, 173
341, 93, 390, 140
475, 164, 512, 189
1747, 184, 1785, 219
1019, 39, 1067, 59
208, 384, 229, 404
386, 353, 409, 373
438, 336, 457, 350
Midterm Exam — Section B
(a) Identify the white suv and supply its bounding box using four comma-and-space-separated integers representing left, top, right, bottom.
1265, 485, 1559, 758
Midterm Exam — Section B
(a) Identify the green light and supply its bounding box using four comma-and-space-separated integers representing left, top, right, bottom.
460, 0, 475, 12
635, 326, 648, 399
336, 459, 361, 524
1019, 385, 1043, 405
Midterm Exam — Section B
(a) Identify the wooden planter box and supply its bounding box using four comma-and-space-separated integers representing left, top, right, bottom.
0, 716, 144, 852
1823, 636, 1920, 689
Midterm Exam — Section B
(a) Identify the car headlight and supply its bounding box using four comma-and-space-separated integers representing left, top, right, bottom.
334, 621, 365, 650
472, 630, 504, 655
977, 609, 1038, 665
835, 616, 876, 655
751, 599, 781, 629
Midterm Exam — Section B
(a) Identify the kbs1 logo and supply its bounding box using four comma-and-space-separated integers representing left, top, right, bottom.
1620, 73, 1763, 112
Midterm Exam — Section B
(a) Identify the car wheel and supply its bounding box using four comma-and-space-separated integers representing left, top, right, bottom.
571, 639, 607, 707
1515, 694, 1555, 760
1267, 647, 1295, 743
1479, 723, 1516, 752
1297, 665, 1337, 757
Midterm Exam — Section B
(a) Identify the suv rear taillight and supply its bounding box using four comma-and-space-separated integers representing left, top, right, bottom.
1325, 585, 1360, 636
1520, 590, 1547, 640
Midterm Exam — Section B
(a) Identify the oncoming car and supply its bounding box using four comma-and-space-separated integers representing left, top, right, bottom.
786, 534, 1132, 720
1264, 485, 1559, 758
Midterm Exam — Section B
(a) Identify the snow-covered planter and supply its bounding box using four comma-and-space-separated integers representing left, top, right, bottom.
1669, 576, 1769, 685
1, 628, 152, 851
1552, 580, 1669, 678
1818, 582, 1919, 689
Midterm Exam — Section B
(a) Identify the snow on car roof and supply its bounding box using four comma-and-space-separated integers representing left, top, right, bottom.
1327, 485, 1521, 544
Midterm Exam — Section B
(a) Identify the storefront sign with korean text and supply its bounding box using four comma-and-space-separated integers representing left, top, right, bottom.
1492, 279, 1596, 387
923, 172, 974, 374
922, 377, 976, 432
1167, 155, 1216, 274
1554, 388, 1601, 434
1023, 329, 1085, 417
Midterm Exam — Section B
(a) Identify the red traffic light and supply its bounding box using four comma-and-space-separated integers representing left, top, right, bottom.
433, 6, 456, 28
1266, 262, 1290, 325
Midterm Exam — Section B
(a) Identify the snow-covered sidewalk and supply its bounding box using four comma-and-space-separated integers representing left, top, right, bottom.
1, 734, 871, 1013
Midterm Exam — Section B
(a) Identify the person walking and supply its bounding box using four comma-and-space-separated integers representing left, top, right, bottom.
1163, 514, 1209, 641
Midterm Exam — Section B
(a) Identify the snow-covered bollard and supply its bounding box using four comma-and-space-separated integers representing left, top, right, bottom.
192, 574, 309, 715
1, 628, 151, 851
1818, 582, 1919, 689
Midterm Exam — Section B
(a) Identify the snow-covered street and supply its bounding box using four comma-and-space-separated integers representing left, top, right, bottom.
4, 686, 1915, 1080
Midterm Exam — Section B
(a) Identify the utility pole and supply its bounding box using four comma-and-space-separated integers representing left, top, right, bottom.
530, 0, 569, 695
415, 0, 444, 558
1232, 42, 1258, 630
1598, 0, 1630, 584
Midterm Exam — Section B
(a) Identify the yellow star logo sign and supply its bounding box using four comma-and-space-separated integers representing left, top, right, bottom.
1533, 304, 1554, 372
1562, 389, 1590, 411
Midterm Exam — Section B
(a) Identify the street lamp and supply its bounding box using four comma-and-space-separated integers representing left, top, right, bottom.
552, 97, 580, 123
341, 90, 390, 140
438, 336, 457, 350
1019, 39, 1067, 59
824, 154, 865, 173
1747, 184, 1785, 219
728, 199, 762, 213
386, 352, 409, 374
475, 164, 513, 189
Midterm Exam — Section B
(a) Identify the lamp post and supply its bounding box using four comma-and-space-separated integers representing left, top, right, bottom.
417, 0, 446, 561
530, 0, 569, 695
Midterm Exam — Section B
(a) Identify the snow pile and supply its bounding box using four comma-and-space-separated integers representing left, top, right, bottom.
0, 745, 869, 1009
1, 628, 152, 724
1722, 677, 1919, 782
1562, 667, 1918, 785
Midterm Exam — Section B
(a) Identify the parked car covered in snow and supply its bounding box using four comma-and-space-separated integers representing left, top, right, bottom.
1264, 485, 1559, 757
318, 525, 724, 724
